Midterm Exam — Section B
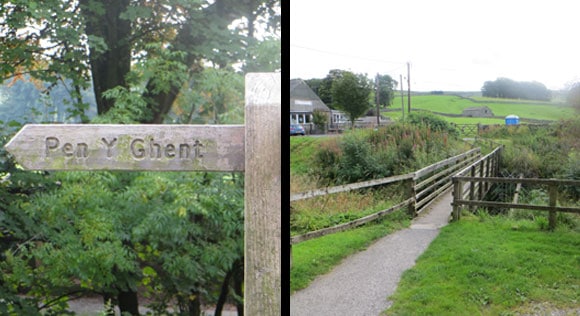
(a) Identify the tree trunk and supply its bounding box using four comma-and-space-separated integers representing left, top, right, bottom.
80, 0, 132, 116
188, 291, 201, 316
215, 268, 233, 316
233, 259, 244, 316
142, 18, 202, 124
117, 289, 140, 316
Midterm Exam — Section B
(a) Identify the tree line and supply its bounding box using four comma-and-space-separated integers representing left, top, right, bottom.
303, 70, 398, 126
481, 77, 551, 101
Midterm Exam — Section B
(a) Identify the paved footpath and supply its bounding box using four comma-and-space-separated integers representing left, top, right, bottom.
290, 191, 454, 316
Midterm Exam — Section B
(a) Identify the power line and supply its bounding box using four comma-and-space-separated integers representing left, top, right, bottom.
291, 43, 407, 66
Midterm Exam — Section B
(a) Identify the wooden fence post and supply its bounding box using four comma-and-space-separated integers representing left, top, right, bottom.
452, 178, 462, 221
548, 183, 557, 231
485, 156, 491, 193
408, 177, 417, 217
469, 166, 476, 211
244, 73, 281, 315
479, 161, 484, 200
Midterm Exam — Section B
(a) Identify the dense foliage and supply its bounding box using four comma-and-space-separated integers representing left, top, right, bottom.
481, 118, 580, 200
1, 0, 280, 123
1, 121, 246, 315
312, 116, 466, 185
304, 70, 397, 110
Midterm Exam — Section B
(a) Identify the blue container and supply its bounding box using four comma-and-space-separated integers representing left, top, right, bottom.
505, 115, 519, 125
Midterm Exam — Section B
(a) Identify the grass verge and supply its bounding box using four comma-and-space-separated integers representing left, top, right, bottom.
384, 214, 580, 315
290, 136, 330, 175
291, 209, 411, 293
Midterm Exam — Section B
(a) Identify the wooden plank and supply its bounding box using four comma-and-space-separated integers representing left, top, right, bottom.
244, 72, 281, 316
292, 147, 481, 202
416, 182, 453, 213
455, 146, 502, 177
452, 177, 580, 186
416, 172, 453, 201
290, 173, 414, 202
509, 174, 524, 215
4, 124, 245, 171
290, 198, 413, 244
453, 200, 580, 214
414, 148, 480, 179
415, 154, 480, 190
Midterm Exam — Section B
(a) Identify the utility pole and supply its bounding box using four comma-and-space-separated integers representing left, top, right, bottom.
407, 62, 411, 113
375, 73, 380, 126
400, 74, 404, 120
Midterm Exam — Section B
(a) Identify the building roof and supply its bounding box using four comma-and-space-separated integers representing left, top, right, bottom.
463, 106, 492, 112
290, 79, 330, 112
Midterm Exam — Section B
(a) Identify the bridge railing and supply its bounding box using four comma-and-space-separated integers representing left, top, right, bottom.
290, 147, 482, 248
451, 177, 580, 230
451, 146, 503, 220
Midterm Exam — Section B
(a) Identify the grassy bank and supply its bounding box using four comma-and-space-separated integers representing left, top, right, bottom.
384, 215, 580, 315
291, 209, 410, 293
290, 136, 328, 176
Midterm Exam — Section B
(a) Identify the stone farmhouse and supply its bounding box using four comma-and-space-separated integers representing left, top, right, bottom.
462, 106, 494, 117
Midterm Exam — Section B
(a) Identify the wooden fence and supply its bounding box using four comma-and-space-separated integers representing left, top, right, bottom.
290, 147, 482, 250
455, 123, 552, 137
452, 177, 580, 230
451, 146, 503, 220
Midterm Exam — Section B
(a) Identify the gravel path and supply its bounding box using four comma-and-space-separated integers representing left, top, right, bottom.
290, 191, 454, 316
67, 296, 238, 316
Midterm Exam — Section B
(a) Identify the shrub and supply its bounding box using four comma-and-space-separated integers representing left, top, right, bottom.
337, 133, 386, 184
502, 146, 542, 177
406, 112, 458, 136
309, 121, 469, 185
312, 109, 328, 132
561, 152, 580, 199
312, 138, 341, 186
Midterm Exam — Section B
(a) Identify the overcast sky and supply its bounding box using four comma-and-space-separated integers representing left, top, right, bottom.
290, 0, 580, 92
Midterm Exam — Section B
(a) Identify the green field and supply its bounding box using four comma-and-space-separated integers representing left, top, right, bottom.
385, 215, 580, 315
386, 95, 577, 122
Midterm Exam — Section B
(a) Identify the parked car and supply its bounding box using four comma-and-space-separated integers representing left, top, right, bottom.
290, 124, 305, 136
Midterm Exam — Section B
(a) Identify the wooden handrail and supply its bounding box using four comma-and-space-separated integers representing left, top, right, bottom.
290, 198, 414, 245
290, 173, 414, 202
452, 177, 580, 186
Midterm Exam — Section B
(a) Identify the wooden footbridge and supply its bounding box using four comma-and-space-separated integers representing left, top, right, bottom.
291, 145, 580, 262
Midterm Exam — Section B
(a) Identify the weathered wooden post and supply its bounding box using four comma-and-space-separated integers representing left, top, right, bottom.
244, 73, 281, 315
452, 177, 463, 221
548, 183, 557, 231
479, 161, 484, 200
469, 166, 476, 211
408, 176, 417, 217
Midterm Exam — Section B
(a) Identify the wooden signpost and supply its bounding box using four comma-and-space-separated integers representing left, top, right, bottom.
4, 73, 281, 315
5, 124, 245, 171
